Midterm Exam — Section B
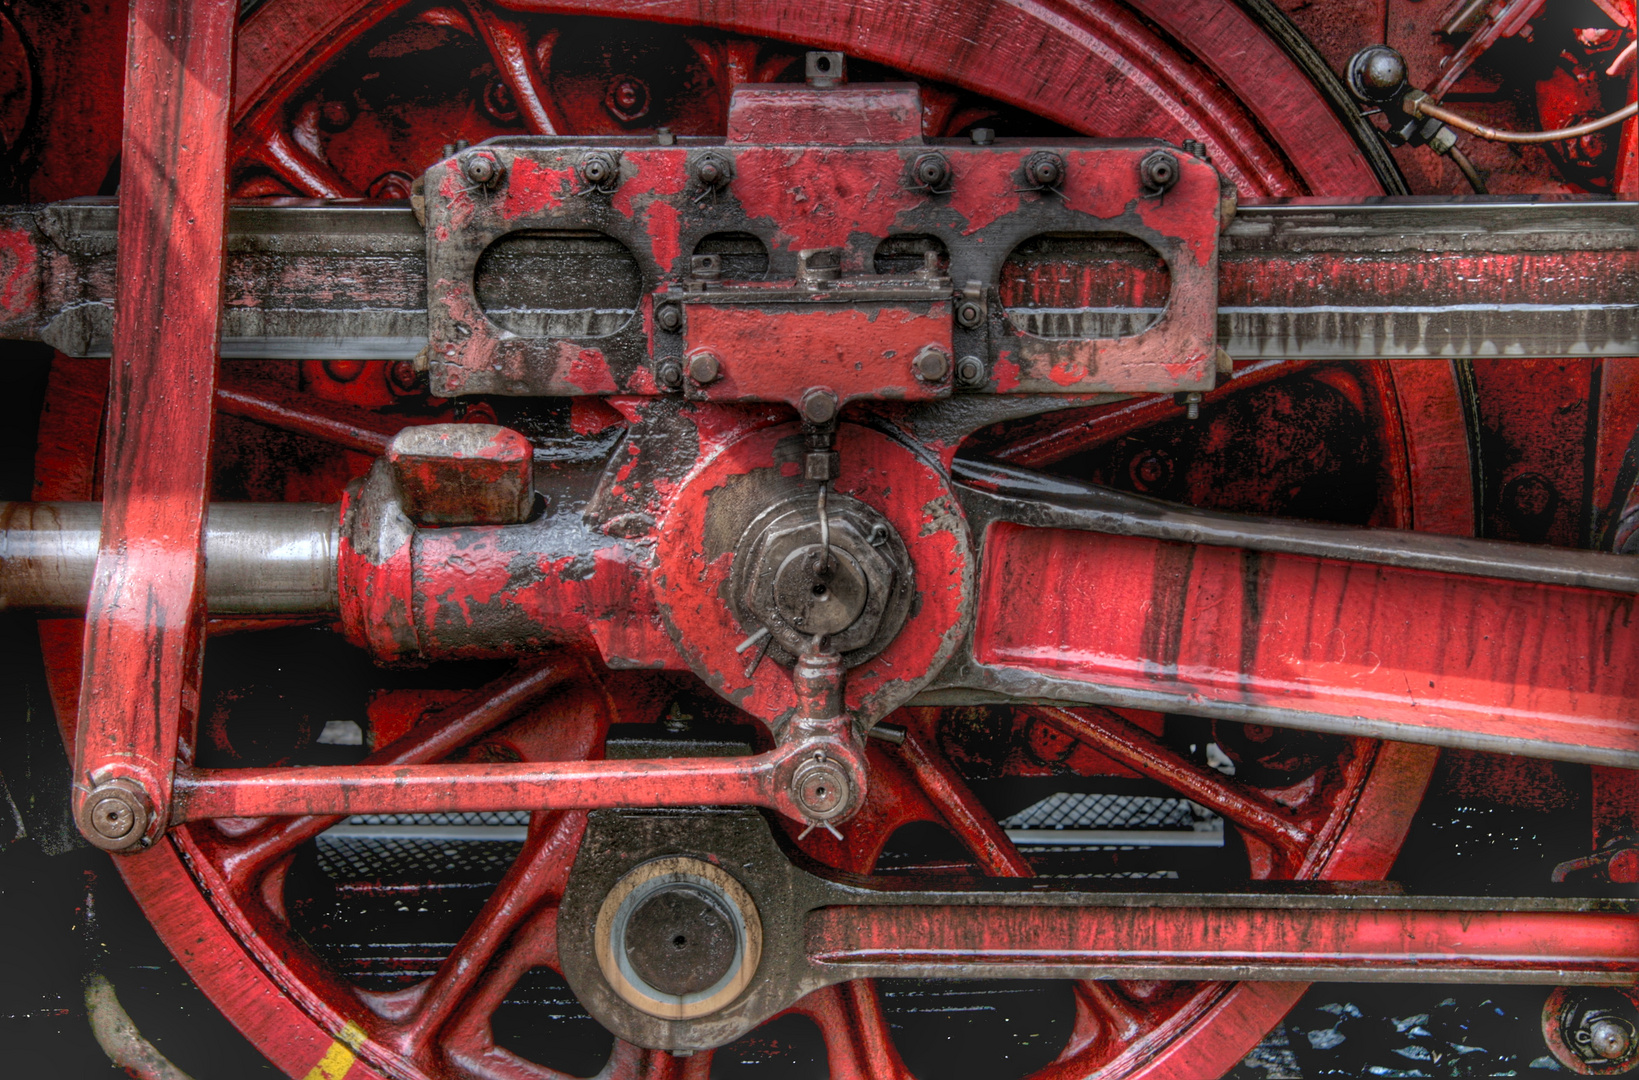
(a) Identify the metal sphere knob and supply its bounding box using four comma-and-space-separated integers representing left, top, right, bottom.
1347, 45, 1408, 103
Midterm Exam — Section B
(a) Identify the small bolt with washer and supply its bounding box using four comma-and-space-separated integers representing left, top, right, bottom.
955, 354, 986, 388
577, 150, 622, 194
657, 360, 683, 390
462, 149, 502, 190
909, 152, 952, 194
1021, 150, 1065, 192
1139, 149, 1180, 195
654, 300, 683, 333
686, 351, 721, 385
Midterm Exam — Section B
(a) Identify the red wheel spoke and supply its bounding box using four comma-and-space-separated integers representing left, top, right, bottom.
387, 811, 586, 1059
210, 657, 574, 887
1057, 979, 1156, 1062
795, 981, 914, 1080
980, 359, 1307, 469
897, 717, 1033, 877
241, 124, 358, 197
463, 3, 564, 135
1029, 706, 1312, 855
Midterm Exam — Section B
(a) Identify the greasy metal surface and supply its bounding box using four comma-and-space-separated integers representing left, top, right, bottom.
4, 198, 1631, 361
0, 501, 340, 614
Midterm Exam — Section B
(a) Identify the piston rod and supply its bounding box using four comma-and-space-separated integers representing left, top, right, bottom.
0, 501, 340, 614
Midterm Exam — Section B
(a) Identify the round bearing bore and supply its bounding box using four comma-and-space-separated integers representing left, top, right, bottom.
594, 856, 763, 1020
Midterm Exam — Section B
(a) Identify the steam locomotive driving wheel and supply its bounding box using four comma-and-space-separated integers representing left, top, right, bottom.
2, 1, 1635, 1077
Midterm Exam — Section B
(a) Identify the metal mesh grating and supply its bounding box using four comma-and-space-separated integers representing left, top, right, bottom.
999, 792, 1212, 831
342, 812, 531, 827
314, 836, 523, 881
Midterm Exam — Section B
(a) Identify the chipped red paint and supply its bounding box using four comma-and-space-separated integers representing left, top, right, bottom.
684, 303, 952, 408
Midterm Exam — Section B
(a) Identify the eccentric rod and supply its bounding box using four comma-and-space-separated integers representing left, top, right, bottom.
0, 502, 340, 614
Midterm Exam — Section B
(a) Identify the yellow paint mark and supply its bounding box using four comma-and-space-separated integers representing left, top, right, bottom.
303, 1020, 367, 1080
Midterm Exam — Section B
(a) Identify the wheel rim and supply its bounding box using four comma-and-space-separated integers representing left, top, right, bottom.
32, 5, 1464, 1078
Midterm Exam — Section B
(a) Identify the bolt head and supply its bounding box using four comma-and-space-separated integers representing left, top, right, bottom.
698, 161, 721, 184
799, 388, 839, 425
579, 151, 620, 190
913, 346, 951, 383
687, 351, 721, 385
1589, 1017, 1633, 1061
970, 127, 995, 146
387, 360, 421, 394
463, 150, 501, 188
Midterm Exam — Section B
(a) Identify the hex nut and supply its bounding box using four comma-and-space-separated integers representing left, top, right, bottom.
730, 495, 913, 665
910, 152, 951, 192
578, 150, 621, 192
1139, 149, 1179, 194
955, 354, 986, 388
463, 150, 502, 189
657, 360, 683, 390
1023, 150, 1064, 189
913, 345, 951, 383
955, 300, 984, 329
687, 351, 721, 385
693, 153, 734, 190
799, 388, 839, 425
791, 753, 851, 821
654, 300, 683, 333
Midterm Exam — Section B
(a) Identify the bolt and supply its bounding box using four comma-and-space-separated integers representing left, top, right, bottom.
911, 152, 951, 192
1588, 1018, 1632, 1060
655, 301, 683, 333
970, 127, 995, 146
806, 51, 846, 88
318, 98, 355, 132
387, 360, 422, 394
800, 388, 839, 425
956, 300, 984, 329
578, 150, 621, 192
482, 78, 519, 122
604, 76, 651, 123
955, 354, 986, 388
324, 359, 367, 383
1175, 390, 1203, 420
463, 150, 502, 189
1023, 150, 1064, 189
913, 345, 951, 383
79, 779, 152, 852
686, 351, 721, 385
694, 154, 733, 189
1132, 451, 1171, 489
1139, 149, 1180, 194
657, 360, 683, 390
